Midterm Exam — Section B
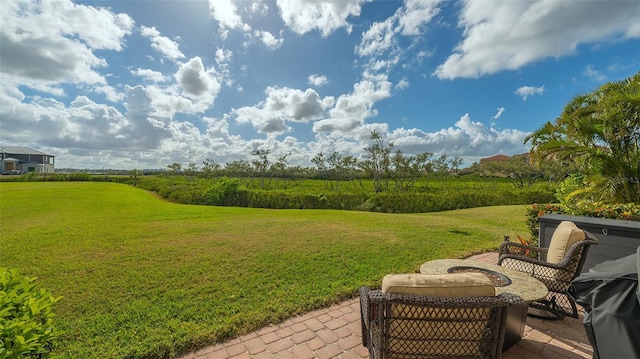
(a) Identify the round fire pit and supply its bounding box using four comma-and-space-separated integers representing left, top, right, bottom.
447, 266, 512, 287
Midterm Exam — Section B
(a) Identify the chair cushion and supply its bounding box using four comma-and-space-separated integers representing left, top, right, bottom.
381, 273, 495, 297
547, 221, 585, 264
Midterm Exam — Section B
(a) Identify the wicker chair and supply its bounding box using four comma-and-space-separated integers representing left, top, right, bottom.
359, 278, 519, 359
498, 221, 598, 319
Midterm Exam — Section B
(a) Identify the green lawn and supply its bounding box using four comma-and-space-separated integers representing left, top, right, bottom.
0, 182, 528, 358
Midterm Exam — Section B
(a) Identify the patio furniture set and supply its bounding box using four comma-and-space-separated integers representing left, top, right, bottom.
359, 220, 606, 359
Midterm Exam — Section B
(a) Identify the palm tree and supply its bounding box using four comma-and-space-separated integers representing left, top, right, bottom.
526, 71, 640, 203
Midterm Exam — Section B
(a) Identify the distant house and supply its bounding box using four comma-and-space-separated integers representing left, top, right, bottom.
480, 154, 511, 162
0, 146, 55, 174
479, 153, 530, 163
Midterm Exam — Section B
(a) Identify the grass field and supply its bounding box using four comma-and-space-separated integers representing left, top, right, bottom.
0, 182, 529, 358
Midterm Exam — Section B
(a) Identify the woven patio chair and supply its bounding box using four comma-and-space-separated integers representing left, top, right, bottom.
359, 273, 520, 359
498, 221, 598, 319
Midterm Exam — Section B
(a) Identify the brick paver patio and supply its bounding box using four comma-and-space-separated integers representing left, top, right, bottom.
180, 252, 593, 359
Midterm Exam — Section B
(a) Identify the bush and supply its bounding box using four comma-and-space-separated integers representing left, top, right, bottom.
369, 188, 555, 214
555, 173, 585, 203
525, 203, 564, 240
202, 177, 248, 206
134, 176, 556, 212
570, 201, 640, 221
0, 268, 62, 358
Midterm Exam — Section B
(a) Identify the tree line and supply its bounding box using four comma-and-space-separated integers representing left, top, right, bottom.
161, 70, 639, 202
163, 131, 473, 192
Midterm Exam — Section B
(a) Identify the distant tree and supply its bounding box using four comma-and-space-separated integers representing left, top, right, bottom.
251, 149, 271, 188
185, 162, 199, 179
432, 154, 450, 187
449, 156, 464, 175
480, 155, 542, 188
341, 155, 365, 190
202, 158, 221, 177
312, 151, 363, 190
389, 150, 433, 191
166, 162, 182, 175
311, 152, 329, 185
129, 168, 142, 186
326, 151, 343, 190
360, 131, 392, 192
270, 152, 290, 187
539, 158, 577, 186
224, 160, 252, 178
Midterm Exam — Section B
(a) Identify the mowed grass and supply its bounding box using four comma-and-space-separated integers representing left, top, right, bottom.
0, 182, 528, 358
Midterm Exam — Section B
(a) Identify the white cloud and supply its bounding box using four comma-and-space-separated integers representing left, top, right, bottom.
140, 26, 185, 61
515, 86, 545, 101
397, 0, 442, 36
356, 17, 397, 57
314, 74, 392, 134
234, 87, 334, 134
175, 57, 221, 102
308, 74, 329, 86
277, 0, 369, 37
355, 0, 441, 82
0, 0, 133, 91
95, 85, 124, 103
0, 86, 170, 152
435, 0, 640, 79
395, 78, 409, 90
356, 0, 440, 57
493, 107, 505, 119
251, 0, 269, 16
387, 114, 530, 159
131, 68, 170, 83
215, 48, 234, 64
208, 0, 251, 33
307, 112, 531, 167
255, 30, 284, 49
583, 65, 607, 82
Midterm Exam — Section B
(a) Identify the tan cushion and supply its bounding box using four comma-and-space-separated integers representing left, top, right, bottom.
381, 273, 495, 297
547, 221, 585, 263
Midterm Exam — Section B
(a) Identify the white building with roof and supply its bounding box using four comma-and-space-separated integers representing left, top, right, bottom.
0, 146, 55, 174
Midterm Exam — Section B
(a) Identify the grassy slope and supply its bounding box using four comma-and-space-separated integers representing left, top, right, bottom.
0, 182, 528, 358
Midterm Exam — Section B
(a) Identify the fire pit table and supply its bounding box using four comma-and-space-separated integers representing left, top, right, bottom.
420, 258, 548, 351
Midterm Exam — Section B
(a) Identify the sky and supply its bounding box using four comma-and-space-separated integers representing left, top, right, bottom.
1, 0, 639, 170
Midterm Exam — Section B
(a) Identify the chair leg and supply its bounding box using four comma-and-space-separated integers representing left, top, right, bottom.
527, 294, 579, 320
528, 297, 565, 320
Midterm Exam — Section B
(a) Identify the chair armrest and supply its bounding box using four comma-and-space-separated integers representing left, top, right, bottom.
358, 287, 370, 346
373, 291, 513, 308
499, 235, 598, 269
496, 292, 525, 305
499, 241, 547, 258
498, 251, 566, 269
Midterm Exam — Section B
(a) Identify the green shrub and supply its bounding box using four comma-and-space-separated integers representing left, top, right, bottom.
202, 177, 248, 206
0, 268, 62, 358
569, 201, 640, 221
134, 176, 555, 212
526, 203, 564, 240
369, 188, 555, 214
555, 173, 585, 203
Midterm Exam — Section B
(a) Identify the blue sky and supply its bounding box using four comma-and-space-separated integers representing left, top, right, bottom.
1, 0, 639, 170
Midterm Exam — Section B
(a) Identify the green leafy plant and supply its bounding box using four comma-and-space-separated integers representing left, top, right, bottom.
0, 268, 62, 359
525, 203, 564, 240
569, 201, 640, 221
525, 201, 639, 241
